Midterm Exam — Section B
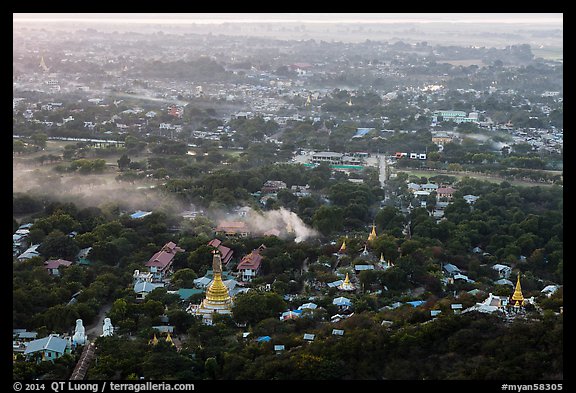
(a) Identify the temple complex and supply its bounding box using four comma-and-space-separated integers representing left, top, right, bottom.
338, 272, 356, 291
380, 253, 394, 270
188, 251, 233, 325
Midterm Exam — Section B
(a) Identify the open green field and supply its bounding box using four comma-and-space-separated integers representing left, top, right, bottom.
395, 168, 558, 188
437, 59, 486, 67
532, 46, 563, 61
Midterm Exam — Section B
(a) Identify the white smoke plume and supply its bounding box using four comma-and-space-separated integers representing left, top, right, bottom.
226, 207, 318, 243
14, 162, 318, 243
12, 162, 187, 215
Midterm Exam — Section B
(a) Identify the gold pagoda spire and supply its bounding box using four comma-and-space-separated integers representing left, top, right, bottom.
338, 272, 355, 291
380, 253, 385, 263
368, 224, 377, 242
150, 334, 159, 345
339, 239, 347, 253
205, 251, 231, 303
166, 333, 174, 346
192, 250, 233, 324
511, 271, 525, 307
343, 272, 351, 285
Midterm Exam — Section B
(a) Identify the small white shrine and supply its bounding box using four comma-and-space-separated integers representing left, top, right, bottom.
72, 319, 87, 346
102, 318, 114, 337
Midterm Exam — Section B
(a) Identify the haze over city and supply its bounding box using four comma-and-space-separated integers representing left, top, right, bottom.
13, 12, 563, 384
13, 12, 563, 47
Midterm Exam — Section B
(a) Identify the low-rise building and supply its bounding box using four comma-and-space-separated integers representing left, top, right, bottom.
492, 264, 512, 279
23, 334, 70, 362
215, 221, 250, 238
237, 245, 266, 282
208, 239, 234, 266
145, 241, 185, 282
44, 259, 73, 276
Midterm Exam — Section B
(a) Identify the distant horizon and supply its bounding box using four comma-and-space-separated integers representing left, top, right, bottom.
13, 13, 563, 26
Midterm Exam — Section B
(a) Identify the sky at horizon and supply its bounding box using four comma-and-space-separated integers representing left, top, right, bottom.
13, 13, 563, 26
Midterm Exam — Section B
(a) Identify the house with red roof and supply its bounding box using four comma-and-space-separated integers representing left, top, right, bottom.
437, 186, 456, 200
208, 238, 234, 266
236, 245, 266, 282
44, 259, 73, 276
145, 241, 185, 281
215, 221, 250, 238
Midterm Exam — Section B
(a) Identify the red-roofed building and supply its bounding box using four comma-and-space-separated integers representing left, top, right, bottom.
437, 186, 456, 200
167, 105, 183, 118
208, 239, 234, 266
44, 259, 73, 276
237, 245, 266, 282
145, 242, 185, 281
215, 221, 250, 238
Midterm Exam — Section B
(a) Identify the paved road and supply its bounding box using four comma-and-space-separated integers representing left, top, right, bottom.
85, 303, 112, 340
378, 154, 388, 188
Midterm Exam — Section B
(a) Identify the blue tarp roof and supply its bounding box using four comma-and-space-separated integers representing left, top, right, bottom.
257, 336, 271, 342
130, 210, 152, 219
353, 128, 373, 137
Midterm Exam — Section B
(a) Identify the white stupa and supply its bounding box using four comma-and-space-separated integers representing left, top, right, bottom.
102, 318, 114, 337
72, 319, 87, 346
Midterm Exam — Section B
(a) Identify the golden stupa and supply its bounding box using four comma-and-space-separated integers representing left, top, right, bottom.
368, 224, 377, 242
193, 251, 233, 324
511, 271, 525, 307
339, 239, 347, 253
338, 272, 355, 291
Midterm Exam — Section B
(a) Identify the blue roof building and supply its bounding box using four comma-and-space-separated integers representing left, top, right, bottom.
24, 335, 69, 362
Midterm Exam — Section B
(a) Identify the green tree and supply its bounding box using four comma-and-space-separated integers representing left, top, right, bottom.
13, 139, 27, 154
172, 268, 198, 288
312, 205, 344, 235
32, 213, 80, 235
89, 241, 120, 265
204, 357, 219, 380
117, 154, 131, 171
30, 132, 48, 149
37, 230, 79, 261
13, 194, 43, 215
232, 291, 286, 326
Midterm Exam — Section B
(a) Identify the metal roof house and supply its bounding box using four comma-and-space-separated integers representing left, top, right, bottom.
442, 263, 461, 277
134, 281, 164, 300
24, 335, 69, 362
17, 244, 41, 261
